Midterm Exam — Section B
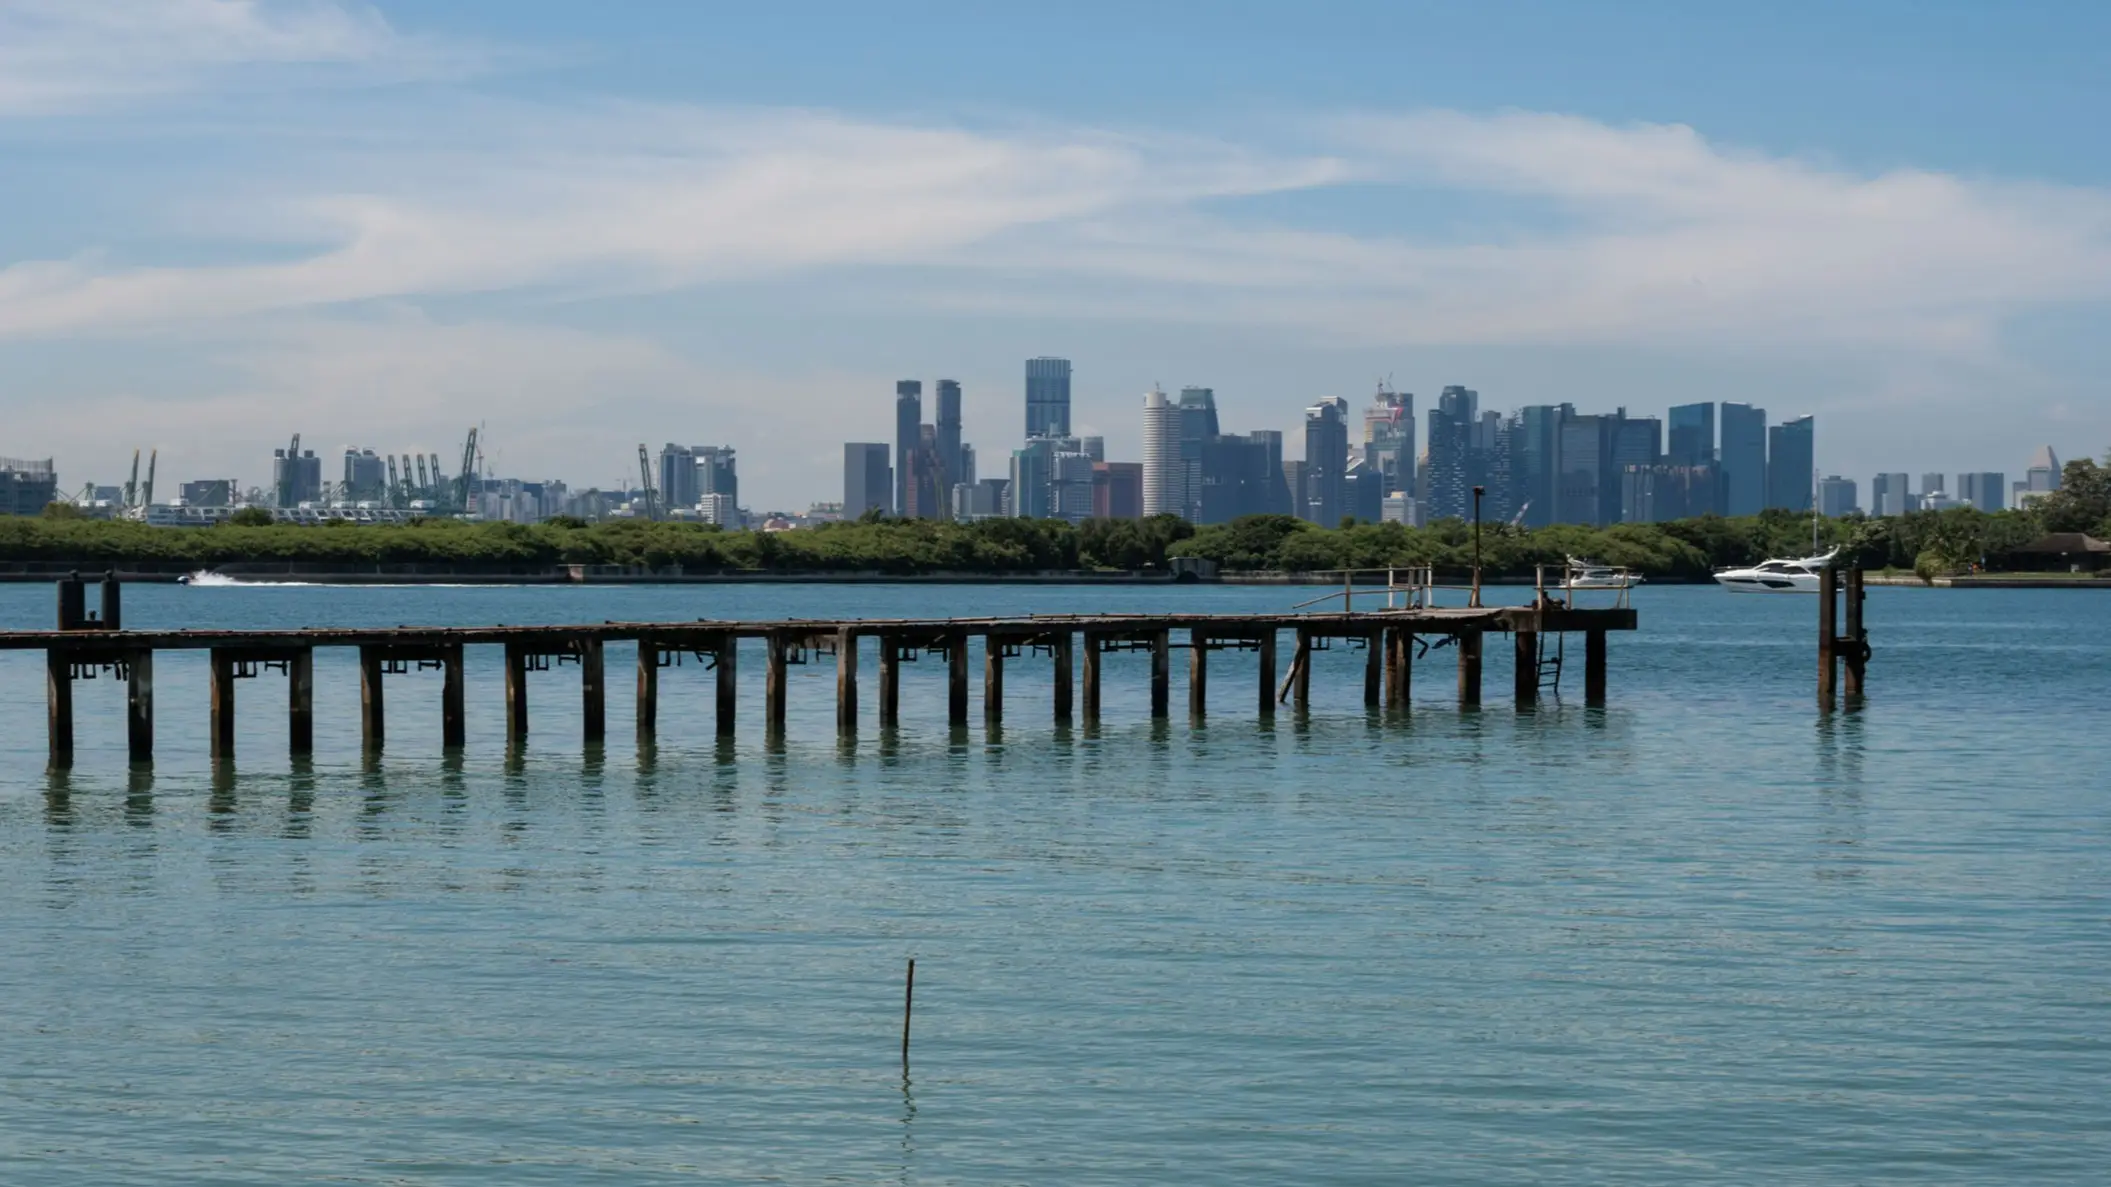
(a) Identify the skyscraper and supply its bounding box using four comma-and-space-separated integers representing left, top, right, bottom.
695, 445, 738, 512
1511, 404, 1570, 528
1956, 472, 2005, 511
1363, 385, 1414, 499
1176, 387, 1218, 523
1667, 402, 1716, 468
1423, 388, 1476, 521
1720, 403, 1768, 516
895, 380, 922, 517
1026, 357, 1071, 439
1870, 473, 1909, 516
935, 379, 963, 494
658, 443, 698, 508
1556, 413, 1617, 526
1141, 386, 1182, 518
1301, 397, 1350, 525
1817, 475, 1858, 517
1767, 415, 1816, 511
1920, 472, 1947, 499
2024, 446, 2061, 491
843, 443, 892, 519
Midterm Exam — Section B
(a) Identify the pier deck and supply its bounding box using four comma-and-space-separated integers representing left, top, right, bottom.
5, 603, 1637, 766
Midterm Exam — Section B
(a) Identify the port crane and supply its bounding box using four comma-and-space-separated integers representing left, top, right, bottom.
453, 427, 479, 514
636, 444, 660, 521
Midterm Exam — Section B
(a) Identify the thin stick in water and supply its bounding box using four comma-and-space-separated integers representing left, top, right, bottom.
902, 958, 915, 1066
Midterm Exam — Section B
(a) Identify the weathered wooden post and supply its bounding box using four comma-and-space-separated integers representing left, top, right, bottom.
877, 633, 900, 728
289, 647, 314, 755
635, 639, 658, 740
1149, 630, 1171, 718
1842, 567, 1867, 698
1363, 628, 1383, 707
1082, 632, 1103, 724
99, 574, 122, 631
1513, 630, 1538, 704
1188, 628, 1208, 717
441, 643, 466, 748
1257, 628, 1276, 717
765, 630, 789, 732
1584, 630, 1607, 705
947, 631, 970, 726
209, 649, 236, 758
1052, 631, 1074, 723
984, 635, 1004, 722
46, 649, 73, 768
504, 641, 530, 742
715, 634, 738, 736
836, 627, 859, 733
1292, 627, 1312, 709
579, 637, 605, 744
1457, 630, 1483, 708
126, 649, 153, 763
359, 646, 385, 749
1818, 567, 1838, 710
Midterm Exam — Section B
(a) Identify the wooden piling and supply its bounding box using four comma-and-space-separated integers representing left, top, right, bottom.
1818, 566, 1838, 709
1385, 628, 1409, 709
46, 649, 73, 767
1457, 630, 1482, 707
1292, 628, 1312, 709
635, 640, 658, 740
442, 644, 466, 748
1257, 629, 1276, 717
126, 649, 153, 763
983, 636, 1004, 722
1189, 629, 1208, 718
1363, 629, 1383, 707
1052, 631, 1074, 723
947, 632, 970, 725
1149, 630, 1171, 719
836, 627, 859, 733
1082, 632, 1102, 724
504, 641, 529, 741
1585, 630, 1607, 705
209, 649, 236, 758
1514, 630, 1538, 704
579, 637, 605, 744
289, 648, 314, 755
877, 633, 900, 728
1843, 567, 1866, 698
715, 634, 738, 736
359, 646, 385, 749
765, 631, 789, 731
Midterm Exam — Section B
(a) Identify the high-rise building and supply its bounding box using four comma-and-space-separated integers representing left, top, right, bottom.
1301, 397, 1350, 525
695, 446, 738, 512
1246, 431, 1292, 516
907, 425, 942, 519
1176, 386, 1218, 522
1093, 462, 1144, 520
1818, 475, 1858, 517
179, 479, 233, 508
272, 448, 322, 508
1343, 461, 1385, 524
1720, 402, 1767, 516
1511, 404, 1570, 528
1767, 416, 1815, 511
1619, 464, 1720, 523
1871, 473, 1911, 517
658, 444, 698, 508
0, 457, 56, 516
1608, 410, 1662, 524
1363, 386, 1414, 499
1921, 472, 1947, 499
895, 380, 922, 517
1423, 388, 1476, 521
1556, 413, 1618, 526
934, 379, 963, 494
1141, 386, 1182, 518
1199, 434, 1284, 523
342, 449, 387, 501
1026, 357, 1071, 439
1010, 437, 1055, 519
2024, 446, 2061, 492
1667, 402, 1716, 468
1956, 472, 2005, 512
843, 443, 892, 519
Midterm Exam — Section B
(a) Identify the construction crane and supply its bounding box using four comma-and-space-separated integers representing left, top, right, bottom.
140, 449, 157, 510
386, 456, 403, 506
636, 444, 660, 521
453, 427, 479, 514
1508, 500, 1531, 529
122, 449, 141, 510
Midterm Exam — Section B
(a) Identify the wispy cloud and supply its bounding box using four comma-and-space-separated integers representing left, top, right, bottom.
0, 0, 473, 115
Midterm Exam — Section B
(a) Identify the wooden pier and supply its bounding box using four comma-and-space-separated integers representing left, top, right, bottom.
6, 580, 1636, 766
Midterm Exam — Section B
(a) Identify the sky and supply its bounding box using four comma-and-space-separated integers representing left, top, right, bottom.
2, 0, 2108, 510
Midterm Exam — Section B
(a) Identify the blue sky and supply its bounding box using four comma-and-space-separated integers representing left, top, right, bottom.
2, 0, 2107, 508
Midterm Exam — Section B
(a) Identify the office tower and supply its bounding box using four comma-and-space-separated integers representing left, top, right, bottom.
1281, 460, 1309, 518
843, 443, 892, 519
657, 444, 698, 508
0, 457, 57, 516
1079, 436, 1105, 463
1363, 385, 1414, 499
1176, 387, 1218, 522
1556, 413, 1617, 526
906, 425, 941, 519
1607, 410, 1663, 523
895, 380, 922, 517
1871, 473, 1910, 517
1198, 433, 1283, 523
1247, 431, 1292, 516
2024, 446, 2061, 492
694, 446, 738, 511
1511, 404, 1570, 528
1719, 402, 1767, 516
933, 379, 963, 495
1667, 402, 1716, 468
956, 444, 977, 489
1093, 462, 1144, 520
1956, 472, 2005, 511
342, 449, 386, 501
955, 477, 1011, 520
1010, 438, 1054, 519
1050, 448, 1097, 523
272, 447, 322, 508
1423, 390, 1475, 521
1141, 386, 1182, 517
1619, 462, 1718, 523
1818, 475, 1858, 517
1026, 357, 1071, 439
1921, 472, 1947, 499
1766, 416, 1815, 511
1343, 461, 1384, 524
1301, 397, 1350, 525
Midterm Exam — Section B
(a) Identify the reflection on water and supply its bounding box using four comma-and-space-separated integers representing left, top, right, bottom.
0, 584, 2106, 1183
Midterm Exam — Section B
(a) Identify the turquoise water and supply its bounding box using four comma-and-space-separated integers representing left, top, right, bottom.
0, 582, 2104, 1184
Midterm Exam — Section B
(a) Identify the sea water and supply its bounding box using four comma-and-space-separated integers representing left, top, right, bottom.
0, 582, 2104, 1184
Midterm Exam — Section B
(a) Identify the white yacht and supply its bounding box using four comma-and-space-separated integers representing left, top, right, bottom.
1713, 549, 1837, 593
1563, 557, 1643, 590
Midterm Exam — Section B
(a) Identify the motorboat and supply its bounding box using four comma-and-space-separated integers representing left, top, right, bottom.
1563, 557, 1643, 590
1713, 549, 1837, 593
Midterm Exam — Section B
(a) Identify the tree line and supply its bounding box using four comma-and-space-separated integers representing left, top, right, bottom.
8, 455, 2107, 577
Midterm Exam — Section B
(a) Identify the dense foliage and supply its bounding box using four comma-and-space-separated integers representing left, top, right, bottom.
3, 461, 2106, 578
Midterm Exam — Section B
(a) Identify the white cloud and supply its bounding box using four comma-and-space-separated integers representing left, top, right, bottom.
0, 0, 469, 114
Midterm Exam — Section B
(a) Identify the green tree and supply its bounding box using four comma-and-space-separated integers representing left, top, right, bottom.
2036, 458, 2111, 535
226, 506, 275, 527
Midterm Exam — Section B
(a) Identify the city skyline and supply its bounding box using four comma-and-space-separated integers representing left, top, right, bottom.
2, 3, 2109, 509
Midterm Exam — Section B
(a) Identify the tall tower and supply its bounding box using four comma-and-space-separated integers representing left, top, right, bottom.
1719, 402, 1768, 516
935, 379, 963, 498
1302, 397, 1350, 526
1141, 386, 1182, 518
895, 380, 922, 518
1026, 357, 1071, 439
